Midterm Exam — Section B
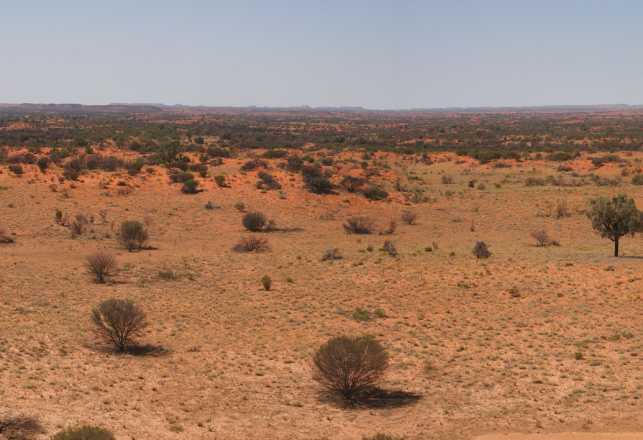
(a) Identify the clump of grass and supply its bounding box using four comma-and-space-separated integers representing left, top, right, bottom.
261, 275, 272, 291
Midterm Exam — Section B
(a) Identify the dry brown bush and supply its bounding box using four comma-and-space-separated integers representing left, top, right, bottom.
382, 239, 397, 256
85, 251, 117, 283
380, 220, 397, 235
400, 211, 418, 225
343, 217, 375, 234
472, 241, 491, 259
233, 236, 270, 252
311, 335, 388, 400
0, 229, 14, 244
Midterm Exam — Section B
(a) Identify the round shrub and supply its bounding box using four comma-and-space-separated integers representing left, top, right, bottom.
311, 335, 388, 400
181, 179, 199, 194
363, 186, 388, 200
119, 220, 149, 251
632, 174, 643, 185
242, 212, 267, 232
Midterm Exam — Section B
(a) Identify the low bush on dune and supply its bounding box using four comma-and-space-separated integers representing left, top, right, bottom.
233, 236, 270, 252
52, 425, 115, 440
343, 217, 375, 234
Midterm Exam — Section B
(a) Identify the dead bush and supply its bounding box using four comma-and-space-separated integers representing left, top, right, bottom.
233, 236, 270, 252
311, 335, 388, 400
0, 414, 43, 440
472, 241, 491, 259
555, 200, 569, 219
339, 176, 365, 192
85, 251, 117, 283
531, 229, 559, 247
380, 220, 397, 235
400, 211, 418, 225
441, 175, 453, 184
343, 217, 375, 234
91, 298, 147, 353
525, 177, 545, 187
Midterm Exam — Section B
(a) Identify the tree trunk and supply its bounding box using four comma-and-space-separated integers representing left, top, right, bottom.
615, 237, 619, 257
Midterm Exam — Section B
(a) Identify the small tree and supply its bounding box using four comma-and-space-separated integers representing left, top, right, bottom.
242, 212, 267, 232
119, 220, 149, 251
86, 251, 117, 283
587, 194, 643, 257
311, 335, 388, 400
91, 298, 147, 353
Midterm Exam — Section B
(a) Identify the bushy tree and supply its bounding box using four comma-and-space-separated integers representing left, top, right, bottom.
91, 298, 147, 353
587, 194, 643, 257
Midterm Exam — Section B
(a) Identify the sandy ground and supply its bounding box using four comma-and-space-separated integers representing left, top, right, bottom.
3, 151, 643, 439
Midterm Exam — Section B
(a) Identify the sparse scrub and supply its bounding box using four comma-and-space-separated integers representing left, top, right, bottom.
0, 229, 14, 244
380, 220, 397, 235
441, 175, 454, 184
0, 414, 42, 440
382, 239, 397, 256
525, 177, 545, 187
472, 241, 491, 259
311, 335, 388, 400
85, 251, 117, 283
322, 248, 342, 261
343, 217, 375, 234
91, 298, 147, 353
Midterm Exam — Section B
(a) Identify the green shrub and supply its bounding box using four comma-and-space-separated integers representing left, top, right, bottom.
353, 307, 372, 322
214, 174, 227, 187
632, 174, 643, 185
363, 186, 388, 200
169, 172, 194, 182
181, 179, 199, 194
52, 425, 115, 440
158, 270, 175, 280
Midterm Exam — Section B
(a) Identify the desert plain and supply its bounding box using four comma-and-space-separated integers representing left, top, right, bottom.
2, 108, 643, 439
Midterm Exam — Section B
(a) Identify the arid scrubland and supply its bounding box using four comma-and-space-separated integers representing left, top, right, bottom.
3, 110, 643, 439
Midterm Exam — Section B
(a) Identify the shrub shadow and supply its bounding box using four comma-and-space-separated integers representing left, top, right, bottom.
84, 341, 171, 357
318, 387, 421, 409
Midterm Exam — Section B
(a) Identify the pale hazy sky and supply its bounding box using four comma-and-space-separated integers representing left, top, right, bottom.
1, 0, 642, 109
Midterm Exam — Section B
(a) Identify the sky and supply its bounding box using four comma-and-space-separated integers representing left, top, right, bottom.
1, 0, 642, 109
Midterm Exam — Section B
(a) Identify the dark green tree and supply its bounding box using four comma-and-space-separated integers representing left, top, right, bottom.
586, 194, 643, 257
